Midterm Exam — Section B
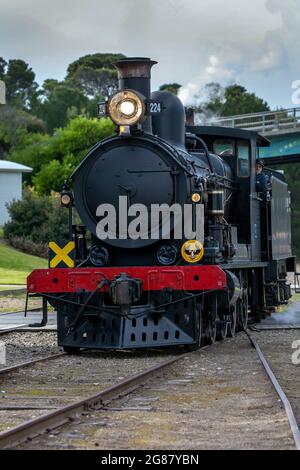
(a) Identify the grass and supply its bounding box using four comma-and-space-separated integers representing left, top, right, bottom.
0, 239, 47, 284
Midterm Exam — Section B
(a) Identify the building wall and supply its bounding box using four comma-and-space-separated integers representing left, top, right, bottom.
0, 172, 22, 226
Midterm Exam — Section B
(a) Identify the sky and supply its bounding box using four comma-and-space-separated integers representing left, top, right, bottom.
0, 0, 300, 109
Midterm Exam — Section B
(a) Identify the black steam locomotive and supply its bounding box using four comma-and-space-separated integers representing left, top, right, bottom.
27, 58, 295, 351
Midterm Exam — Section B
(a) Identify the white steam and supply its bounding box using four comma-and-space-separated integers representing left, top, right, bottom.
178, 55, 236, 107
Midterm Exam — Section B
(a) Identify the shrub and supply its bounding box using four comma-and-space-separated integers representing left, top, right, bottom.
8, 116, 114, 182
3, 189, 70, 250
33, 157, 75, 195
9, 236, 48, 258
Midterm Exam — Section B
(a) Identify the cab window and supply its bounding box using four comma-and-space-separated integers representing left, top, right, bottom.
237, 140, 250, 177
213, 139, 234, 157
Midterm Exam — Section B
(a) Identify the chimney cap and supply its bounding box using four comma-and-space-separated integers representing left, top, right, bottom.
114, 57, 157, 79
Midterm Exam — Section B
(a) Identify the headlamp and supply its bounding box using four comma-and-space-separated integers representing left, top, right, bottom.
108, 90, 145, 126
191, 193, 201, 203
61, 194, 71, 206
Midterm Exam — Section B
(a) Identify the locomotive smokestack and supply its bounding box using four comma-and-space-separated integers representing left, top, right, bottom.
114, 57, 157, 133
114, 57, 157, 99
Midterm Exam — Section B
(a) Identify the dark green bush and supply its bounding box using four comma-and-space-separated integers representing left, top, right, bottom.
8, 116, 114, 191
3, 189, 70, 251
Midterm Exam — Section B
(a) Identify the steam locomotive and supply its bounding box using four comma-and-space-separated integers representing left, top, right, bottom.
27, 58, 295, 351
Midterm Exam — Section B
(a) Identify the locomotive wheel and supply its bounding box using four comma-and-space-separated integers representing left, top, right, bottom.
227, 304, 237, 337
196, 310, 203, 348
237, 288, 249, 331
216, 298, 227, 340
206, 296, 217, 345
207, 315, 217, 344
216, 315, 227, 340
184, 307, 203, 351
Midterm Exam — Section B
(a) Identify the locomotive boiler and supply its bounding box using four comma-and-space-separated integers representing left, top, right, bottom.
27, 58, 295, 351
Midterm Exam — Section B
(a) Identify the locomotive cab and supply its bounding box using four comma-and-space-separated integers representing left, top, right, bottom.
186, 125, 271, 260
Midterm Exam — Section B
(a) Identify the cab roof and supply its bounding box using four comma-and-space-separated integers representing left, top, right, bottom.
186, 125, 270, 147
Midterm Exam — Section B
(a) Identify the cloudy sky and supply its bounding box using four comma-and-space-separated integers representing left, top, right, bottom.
0, 0, 299, 108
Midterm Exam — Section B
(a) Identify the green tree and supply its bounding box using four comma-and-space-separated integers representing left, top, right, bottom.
66, 53, 125, 99
9, 116, 114, 191
0, 57, 6, 80
4, 189, 69, 245
66, 53, 125, 79
0, 105, 46, 157
159, 83, 181, 95
3, 59, 38, 109
69, 66, 118, 98
36, 81, 89, 133
196, 82, 270, 120
222, 85, 270, 116
33, 158, 75, 195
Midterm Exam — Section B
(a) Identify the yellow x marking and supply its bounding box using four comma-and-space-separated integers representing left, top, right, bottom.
49, 241, 75, 268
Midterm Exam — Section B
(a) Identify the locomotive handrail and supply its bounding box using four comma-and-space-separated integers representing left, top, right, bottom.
186, 132, 214, 172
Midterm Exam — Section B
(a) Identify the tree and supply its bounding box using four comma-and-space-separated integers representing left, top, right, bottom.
222, 85, 270, 116
196, 82, 270, 120
0, 105, 46, 157
9, 116, 114, 190
66, 53, 125, 99
33, 158, 75, 195
68, 66, 119, 98
0, 57, 6, 80
197, 82, 225, 118
66, 53, 125, 79
36, 81, 89, 132
4, 189, 70, 246
4, 59, 38, 109
159, 83, 181, 95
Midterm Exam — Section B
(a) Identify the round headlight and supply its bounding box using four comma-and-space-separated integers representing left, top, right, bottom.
157, 244, 177, 266
108, 90, 145, 126
61, 194, 71, 206
191, 193, 201, 203
89, 245, 109, 267
120, 100, 136, 116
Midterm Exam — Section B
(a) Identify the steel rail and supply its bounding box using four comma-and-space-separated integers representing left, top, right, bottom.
0, 353, 186, 449
245, 329, 300, 450
0, 325, 27, 335
252, 325, 300, 331
0, 352, 66, 376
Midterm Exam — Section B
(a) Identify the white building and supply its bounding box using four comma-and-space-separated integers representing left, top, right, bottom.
0, 160, 32, 226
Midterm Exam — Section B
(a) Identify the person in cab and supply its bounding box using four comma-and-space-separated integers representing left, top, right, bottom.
256, 159, 268, 193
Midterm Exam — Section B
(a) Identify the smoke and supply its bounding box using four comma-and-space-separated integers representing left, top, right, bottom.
267, 298, 300, 325
178, 55, 236, 107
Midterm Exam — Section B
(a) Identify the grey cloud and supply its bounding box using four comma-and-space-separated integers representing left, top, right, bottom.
0, 0, 299, 108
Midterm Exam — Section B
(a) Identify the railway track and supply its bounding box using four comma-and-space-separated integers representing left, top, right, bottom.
0, 326, 27, 336
245, 330, 300, 450
0, 347, 185, 449
0, 329, 298, 450
0, 352, 66, 376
